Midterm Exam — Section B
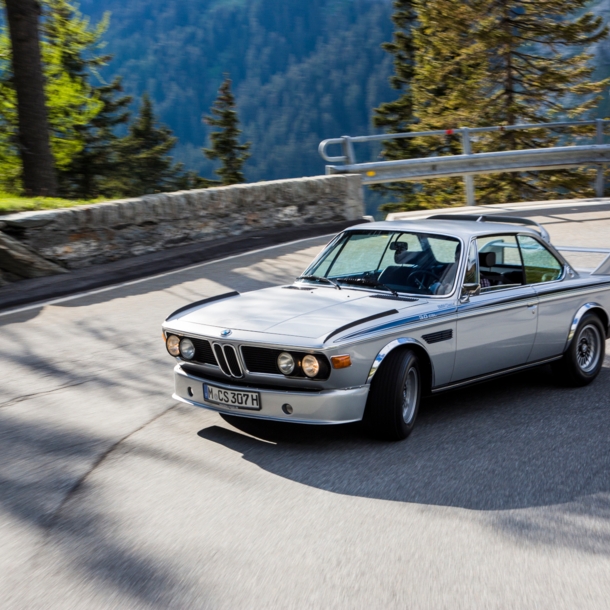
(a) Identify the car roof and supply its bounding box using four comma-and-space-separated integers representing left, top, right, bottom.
347, 219, 543, 240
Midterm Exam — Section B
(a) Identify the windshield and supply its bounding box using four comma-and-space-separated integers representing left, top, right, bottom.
303, 230, 462, 296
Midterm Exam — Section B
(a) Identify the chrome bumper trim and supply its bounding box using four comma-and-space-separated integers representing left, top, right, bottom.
173, 365, 369, 425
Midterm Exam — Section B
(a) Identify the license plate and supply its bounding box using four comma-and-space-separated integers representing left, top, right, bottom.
203, 384, 261, 410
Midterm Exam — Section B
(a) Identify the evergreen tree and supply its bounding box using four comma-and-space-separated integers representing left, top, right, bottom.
470, 0, 609, 204
381, 0, 609, 211
118, 94, 205, 196
372, 0, 422, 205
58, 77, 131, 198
405, 0, 488, 209
41, 0, 133, 198
203, 77, 251, 186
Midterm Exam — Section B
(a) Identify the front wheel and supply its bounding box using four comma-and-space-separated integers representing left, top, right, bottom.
364, 349, 421, 441
552, 313, 606, 387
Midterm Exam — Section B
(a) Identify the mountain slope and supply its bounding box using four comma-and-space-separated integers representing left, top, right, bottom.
80, 0, 395, 182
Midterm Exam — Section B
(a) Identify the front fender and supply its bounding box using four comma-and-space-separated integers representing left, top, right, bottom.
367, 337, 434, 386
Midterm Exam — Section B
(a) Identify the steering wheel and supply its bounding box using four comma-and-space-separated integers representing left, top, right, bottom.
406, 269, 442, 291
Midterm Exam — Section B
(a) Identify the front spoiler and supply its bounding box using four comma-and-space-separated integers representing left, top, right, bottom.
173, 365, 369, 424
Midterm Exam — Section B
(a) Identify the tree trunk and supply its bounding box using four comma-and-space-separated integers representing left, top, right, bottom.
4, 0, 58, 196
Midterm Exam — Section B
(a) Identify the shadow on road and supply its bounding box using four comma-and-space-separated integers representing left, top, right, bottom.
198, 363, 610, 513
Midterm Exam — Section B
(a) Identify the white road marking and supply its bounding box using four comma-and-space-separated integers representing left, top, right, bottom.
0, 234, 334, 318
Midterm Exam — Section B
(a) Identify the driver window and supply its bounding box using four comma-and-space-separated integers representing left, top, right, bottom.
476, 234, 525, 291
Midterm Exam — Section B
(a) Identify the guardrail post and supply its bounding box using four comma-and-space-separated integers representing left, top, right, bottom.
461, 128, 476, 206
341, 136, 356, 166
596, 119, 605, 198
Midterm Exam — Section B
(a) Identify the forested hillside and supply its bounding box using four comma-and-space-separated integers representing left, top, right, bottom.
79, 0, 394, 183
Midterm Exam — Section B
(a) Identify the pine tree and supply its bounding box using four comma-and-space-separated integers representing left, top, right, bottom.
372, 0, 422, 206
203, 77, 251, 186
378, 0, 609, 211
470, 0, 609, 204
406, 0, 488, 209
118, 94, 204, 196
58, 77, 131, 198
41, 0, 133, 198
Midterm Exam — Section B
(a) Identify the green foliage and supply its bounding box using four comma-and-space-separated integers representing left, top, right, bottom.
470, 0, 609, 204
372, 0, 422, 201
41, 0, 104, 170
58, 75, 131, 198
0, 0, 104, 191
378, 0, 610, 212
39, 0, 134, 198
0, 190, 103, 215
203, 77, 250, 185
117, 94, 208, 196
0, 26, 22, 192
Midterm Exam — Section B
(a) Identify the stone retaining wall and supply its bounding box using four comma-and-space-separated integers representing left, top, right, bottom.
0, 175, 363, 278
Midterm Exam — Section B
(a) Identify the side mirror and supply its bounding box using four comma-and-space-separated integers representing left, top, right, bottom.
460, 283, 481, 303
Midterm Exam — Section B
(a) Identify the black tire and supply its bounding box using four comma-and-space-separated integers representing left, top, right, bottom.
552, 313, 606, 387
364, 348, 421, 441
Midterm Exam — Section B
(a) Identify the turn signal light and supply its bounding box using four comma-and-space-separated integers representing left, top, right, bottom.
331, 355, 352, 369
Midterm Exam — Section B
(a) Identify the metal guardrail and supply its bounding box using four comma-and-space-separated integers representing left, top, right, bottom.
319, 119, 610, 206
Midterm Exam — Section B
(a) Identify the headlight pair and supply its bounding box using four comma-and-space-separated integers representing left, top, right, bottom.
166, 335, 195, 360
277, 352, 321, 378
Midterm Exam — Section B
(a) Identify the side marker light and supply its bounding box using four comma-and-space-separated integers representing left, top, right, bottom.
331, 355, 352, 369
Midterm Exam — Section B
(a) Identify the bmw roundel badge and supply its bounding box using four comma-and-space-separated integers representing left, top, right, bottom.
220, 329, 232, 337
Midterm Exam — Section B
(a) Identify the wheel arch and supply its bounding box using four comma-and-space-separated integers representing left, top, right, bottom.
368, 338, 434, 394
566, 302, 609, 349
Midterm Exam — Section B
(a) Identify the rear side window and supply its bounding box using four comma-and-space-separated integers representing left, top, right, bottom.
517, 235, 563, 284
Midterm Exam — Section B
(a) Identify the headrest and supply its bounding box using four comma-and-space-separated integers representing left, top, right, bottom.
479, 251, 496, 267
391, 242, 410, 264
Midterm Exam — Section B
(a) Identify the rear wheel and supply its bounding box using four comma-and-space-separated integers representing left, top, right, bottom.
552, 313, 606, 387
364, 349, 421, 441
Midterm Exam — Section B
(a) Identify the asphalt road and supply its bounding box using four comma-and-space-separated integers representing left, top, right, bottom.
1, 212, 609, 609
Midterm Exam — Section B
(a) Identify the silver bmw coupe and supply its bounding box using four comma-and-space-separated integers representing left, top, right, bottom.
162, 215, 610, 440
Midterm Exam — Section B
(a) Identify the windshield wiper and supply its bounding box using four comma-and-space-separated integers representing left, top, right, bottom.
336, 277, 399, 297
296, 275, 341, 289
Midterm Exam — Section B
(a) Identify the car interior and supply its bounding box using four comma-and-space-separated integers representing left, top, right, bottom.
376, 240, 461, 295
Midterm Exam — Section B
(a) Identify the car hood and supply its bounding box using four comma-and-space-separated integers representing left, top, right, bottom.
173, 285, 424, 339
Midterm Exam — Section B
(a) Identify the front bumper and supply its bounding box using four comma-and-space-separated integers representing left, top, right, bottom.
173, 364, 369, 424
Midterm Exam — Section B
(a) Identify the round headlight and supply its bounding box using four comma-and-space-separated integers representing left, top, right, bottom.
180, 338, 195, 360
166, 335, 181, 356
302, 354, 320, 378
277, 352, 295, 375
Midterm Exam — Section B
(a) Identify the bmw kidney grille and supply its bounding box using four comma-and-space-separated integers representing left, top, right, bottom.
213, 343, 244, 378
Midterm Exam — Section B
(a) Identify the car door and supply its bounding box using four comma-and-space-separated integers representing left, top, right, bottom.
517, 234, 578, 361
452, 235, 539, 382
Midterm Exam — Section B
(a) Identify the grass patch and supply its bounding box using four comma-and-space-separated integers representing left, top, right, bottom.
0, 192, 106, 216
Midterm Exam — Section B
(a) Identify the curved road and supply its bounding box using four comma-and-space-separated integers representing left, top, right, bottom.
1, 213, 609, 609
